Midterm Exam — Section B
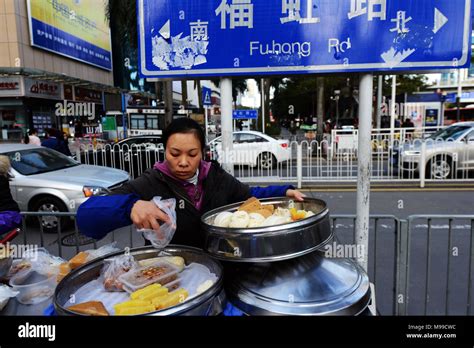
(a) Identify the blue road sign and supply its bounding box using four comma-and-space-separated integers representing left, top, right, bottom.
233, 109, 258, 119
202, 86, 213, 106
138, 0, 472, 78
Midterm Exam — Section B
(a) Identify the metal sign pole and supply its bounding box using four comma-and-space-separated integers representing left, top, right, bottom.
457, 69, 463, 122
221, 78, 234, 176
376, 75, 383, 130
390, 75, 397, 147
261, 78, 265, 134
205, 106, 209, 143
355, 73, 373, 272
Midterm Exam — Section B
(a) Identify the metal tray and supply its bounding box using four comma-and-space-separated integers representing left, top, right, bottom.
201, 197, 332, 262
225, 250, 371, 316
53, 245, 225, 316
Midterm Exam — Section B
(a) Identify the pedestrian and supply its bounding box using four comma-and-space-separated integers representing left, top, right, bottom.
77, 118, 305, 248
41, 128, 72, 156
0, 156, 21, 237
24, 128, 41, 146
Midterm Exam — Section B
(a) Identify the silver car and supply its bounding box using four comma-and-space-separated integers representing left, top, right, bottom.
399, 122, 474, 179
1, 144, 130, 232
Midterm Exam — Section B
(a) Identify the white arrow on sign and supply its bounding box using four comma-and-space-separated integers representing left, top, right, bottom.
159, 20, 171, 39
433, 8, 448, 34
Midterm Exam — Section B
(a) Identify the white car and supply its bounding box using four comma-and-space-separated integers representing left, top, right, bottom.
208, 131, 290, 169
1, 144, 130, 232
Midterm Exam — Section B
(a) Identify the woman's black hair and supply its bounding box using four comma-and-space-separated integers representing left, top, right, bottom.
162, 118, 205, 152
29, 128, 37, 135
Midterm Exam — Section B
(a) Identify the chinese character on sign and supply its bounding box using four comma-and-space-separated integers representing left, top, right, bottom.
347, 0, 386, 21
215, 0, 254, 29
390, 11, 412, 34
281, 0, 319, 24
190, 20, 209, 41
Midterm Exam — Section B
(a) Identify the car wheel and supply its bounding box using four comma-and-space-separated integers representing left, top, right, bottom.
31, 196, 70, 233
426, 156, 454, 179
258, 152, 277, 169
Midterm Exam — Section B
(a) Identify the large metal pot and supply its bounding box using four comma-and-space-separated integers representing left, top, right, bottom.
202, 197, 332, 262
54, 245, 225, 316
224, 250, 371, 316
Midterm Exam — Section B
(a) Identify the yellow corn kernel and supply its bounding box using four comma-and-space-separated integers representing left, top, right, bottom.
114, 299, 151, 311
115, 305, 156, 315
153, 289, 189, 310
130, 283, 167, 301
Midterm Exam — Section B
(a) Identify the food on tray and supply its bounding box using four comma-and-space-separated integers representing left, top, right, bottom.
248, 213, 266, 227
229, 211, 250, 228
68, 301, 110, 316
69, 252, 89, 270
213, 211, 233, 227
137, 256, 185, 272
57, 262, 71, 283
7, 260, 31, 279
113, 284, 188, 315
118, 261, 179, 293
130, 283, 168, 301
212, 197, 316, 228
102, 254, 137, 292
152, 288, 188, 310
115, 304, 156, 315
196, 280, 214, 294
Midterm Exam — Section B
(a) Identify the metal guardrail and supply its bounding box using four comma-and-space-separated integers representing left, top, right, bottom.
74, 135, 474, 186
12, 211, 474, 316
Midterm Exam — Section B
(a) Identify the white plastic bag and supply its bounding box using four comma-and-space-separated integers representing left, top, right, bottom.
137, 197, 177, 249
0, 284, 19, 311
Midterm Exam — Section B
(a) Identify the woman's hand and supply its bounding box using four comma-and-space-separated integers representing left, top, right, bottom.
286, 189, 306, 202
130, 200, 170, 233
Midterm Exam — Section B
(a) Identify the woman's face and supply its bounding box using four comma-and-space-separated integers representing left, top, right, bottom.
165, 132, 202, 180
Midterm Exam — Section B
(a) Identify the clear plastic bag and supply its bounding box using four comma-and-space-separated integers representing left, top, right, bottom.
137, 197, 177, 249
100, 253, 137, 292
87, 242, 121, 261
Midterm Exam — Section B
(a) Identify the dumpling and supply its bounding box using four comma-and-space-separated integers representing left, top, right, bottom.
274, 207, 291, 218
229, 211, 250, 228
248, 213, 266, 228
214, 211, 233, 227
261, 215, 289, 227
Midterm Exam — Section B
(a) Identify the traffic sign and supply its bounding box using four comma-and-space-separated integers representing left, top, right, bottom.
233, 109, 258, 119
138, 0, 472, 78
202, 86, 212, 106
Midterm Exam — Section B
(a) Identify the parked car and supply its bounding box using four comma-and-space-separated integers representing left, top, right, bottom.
396, 122, 474, 179
77, 135, 165, 176
1, 144, 130, 232
208, 131, 290, 169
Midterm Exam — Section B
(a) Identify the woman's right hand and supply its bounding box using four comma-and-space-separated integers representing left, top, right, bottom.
130, 200, 170, 232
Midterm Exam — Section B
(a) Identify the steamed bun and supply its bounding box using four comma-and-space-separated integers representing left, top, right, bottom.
248, 213, 266, 228
229, 211, 250, 228
261, 215, 289, 227
214, 211, 233, 227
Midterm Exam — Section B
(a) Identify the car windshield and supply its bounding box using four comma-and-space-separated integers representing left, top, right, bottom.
427, 125, 471, 141
4, 148, 79, 176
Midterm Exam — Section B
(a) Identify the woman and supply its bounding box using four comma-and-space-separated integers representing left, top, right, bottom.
77, 118, 304, 248
24, 128, 41, 146
0, 156, 21, 237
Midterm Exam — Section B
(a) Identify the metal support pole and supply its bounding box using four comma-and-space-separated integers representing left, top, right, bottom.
376, 75, 383, 130
221, 78, 234, 176
261, 78, 266, 134
457, 69, 463, 122
205, 107, 209, 143
390, 75, 396, 147
355, 73, 373, 272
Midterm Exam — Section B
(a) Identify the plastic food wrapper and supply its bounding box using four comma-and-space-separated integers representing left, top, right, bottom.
136, 197, 177, 249
19, 247, 66, 278
100, 254, 138, 292
86, 242, 121, 261
0, 284, 19, 311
